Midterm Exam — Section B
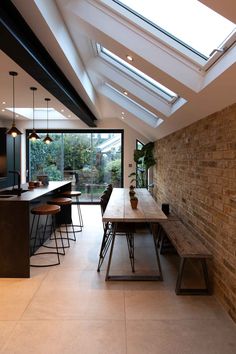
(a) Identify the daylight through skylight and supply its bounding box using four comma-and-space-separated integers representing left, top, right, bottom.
113, 0, 235, 58
100, 46, 178, 102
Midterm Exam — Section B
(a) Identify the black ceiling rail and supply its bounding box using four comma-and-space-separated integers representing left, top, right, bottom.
0, 1, 97, 127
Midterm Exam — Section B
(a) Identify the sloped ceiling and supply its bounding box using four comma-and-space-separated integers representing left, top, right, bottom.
9, 0, 236, 140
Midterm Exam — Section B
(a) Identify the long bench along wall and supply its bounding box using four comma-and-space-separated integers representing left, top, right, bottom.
154, 103, 236, 322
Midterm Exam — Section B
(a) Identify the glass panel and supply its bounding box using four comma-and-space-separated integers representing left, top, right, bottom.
29, 133, 64, 182
100, 46, 178, 102
114, 0, 235, 58
28, 131, 122, 202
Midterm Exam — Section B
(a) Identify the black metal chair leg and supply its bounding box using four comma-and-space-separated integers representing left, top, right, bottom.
105, 223, 117, 281
97, 223, 113, 271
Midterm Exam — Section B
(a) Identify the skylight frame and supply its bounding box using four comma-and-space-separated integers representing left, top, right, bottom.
105, 82, 163, 127
98, 45, 179, 104
112, 0, 236, 63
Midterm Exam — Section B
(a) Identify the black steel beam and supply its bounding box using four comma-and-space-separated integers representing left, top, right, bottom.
0, 1, 97, 127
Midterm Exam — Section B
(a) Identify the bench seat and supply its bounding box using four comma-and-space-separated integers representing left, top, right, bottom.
158, 220, 212, 295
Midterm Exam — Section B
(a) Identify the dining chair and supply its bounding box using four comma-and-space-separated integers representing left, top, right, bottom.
97, 188, 135, 272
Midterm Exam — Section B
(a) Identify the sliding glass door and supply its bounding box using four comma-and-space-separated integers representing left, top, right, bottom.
28, 130, 123, 202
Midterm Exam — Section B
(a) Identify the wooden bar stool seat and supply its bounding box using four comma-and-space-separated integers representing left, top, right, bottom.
61, 190, 84, 232
30, 204, 65, 267
48, 197, 76, 243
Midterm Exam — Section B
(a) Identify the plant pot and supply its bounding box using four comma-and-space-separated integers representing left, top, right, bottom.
130, 199, 138, 209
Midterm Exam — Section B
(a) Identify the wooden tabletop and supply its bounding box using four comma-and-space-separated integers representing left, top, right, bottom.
102, 188, 167, 223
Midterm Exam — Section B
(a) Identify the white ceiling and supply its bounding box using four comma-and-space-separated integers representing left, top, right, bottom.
2, 0, 236, 140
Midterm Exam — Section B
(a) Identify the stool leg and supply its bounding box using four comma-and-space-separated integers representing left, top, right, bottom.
76, 196, 83, 228
30, 214, 62, 267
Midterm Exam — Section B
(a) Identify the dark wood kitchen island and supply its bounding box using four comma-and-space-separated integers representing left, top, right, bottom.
0, 181, 71, 278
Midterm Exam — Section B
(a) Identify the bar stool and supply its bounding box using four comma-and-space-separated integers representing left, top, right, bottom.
30, 204, 64, 267
48, 197, 76, 244
61, 191, 84, 232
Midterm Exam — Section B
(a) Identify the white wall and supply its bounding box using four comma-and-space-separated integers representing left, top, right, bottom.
17, 117, 149, 187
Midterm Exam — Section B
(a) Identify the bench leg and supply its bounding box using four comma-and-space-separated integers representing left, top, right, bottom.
176, 258, 211, 295
151, 224, 163, 281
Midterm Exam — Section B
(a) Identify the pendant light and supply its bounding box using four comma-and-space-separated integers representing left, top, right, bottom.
43, 98, 53, 144
7, 71, 22, 137
28, 87, 40, 141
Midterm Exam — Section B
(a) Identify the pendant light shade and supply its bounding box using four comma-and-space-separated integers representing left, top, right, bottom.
43, 98, 53, 144
7, 71, 22, 138
28, 87, 40, 141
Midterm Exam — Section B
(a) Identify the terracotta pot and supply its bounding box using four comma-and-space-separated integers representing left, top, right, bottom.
130, 199, 138, 209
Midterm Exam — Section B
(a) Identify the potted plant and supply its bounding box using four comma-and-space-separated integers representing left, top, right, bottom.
132, 142, 156, 188
130, 195, 138, 209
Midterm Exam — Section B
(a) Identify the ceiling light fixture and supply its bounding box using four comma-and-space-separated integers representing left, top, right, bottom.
123, 90, 128, 95
7, 71, 22, 138
43, 98, 53, 144
126, 55, 133, 61
2, 101, 6, 105
28, 87, 40, 141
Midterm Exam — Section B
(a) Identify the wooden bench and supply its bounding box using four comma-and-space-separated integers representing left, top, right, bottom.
158, 220, 212, 295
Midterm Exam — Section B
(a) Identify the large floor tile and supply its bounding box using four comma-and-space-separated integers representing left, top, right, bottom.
0, 321, 16, 351
0, 271, 47, 320
21, 287, 125, 320
126, 318, 236, 354
1, 320, 126, 354
125, 290, 224, 321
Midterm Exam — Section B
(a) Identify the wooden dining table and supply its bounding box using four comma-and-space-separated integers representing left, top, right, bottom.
102, 188, 167, 281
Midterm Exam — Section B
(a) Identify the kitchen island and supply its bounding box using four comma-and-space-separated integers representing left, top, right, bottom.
0, 181, 71, 277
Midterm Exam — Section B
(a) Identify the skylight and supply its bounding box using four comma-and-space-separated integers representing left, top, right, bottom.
106, 83, 163, 127
6, 108, 68, 120
99, 46, 178, 103
113, 0, 236, 59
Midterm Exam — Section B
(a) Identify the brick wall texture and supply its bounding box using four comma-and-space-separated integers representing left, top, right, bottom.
154, 103, 236, 322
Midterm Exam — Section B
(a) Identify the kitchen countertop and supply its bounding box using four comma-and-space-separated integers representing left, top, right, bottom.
0, 181, 71, 202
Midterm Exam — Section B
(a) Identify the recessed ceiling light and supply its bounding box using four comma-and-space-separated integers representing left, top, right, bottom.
2, 101, 6, 105
121, 116, 125, 120
121, 111, 125, 115
123, 91, 128, 95
1, 109, 5, 112
68, 115, 71, 118
61, 109, 64, 112
126, 55, 133, 61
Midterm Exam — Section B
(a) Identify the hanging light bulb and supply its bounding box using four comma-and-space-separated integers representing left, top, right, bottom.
28, 87, 40, 141
43, 98, 53, 144
7, 71, 22, 138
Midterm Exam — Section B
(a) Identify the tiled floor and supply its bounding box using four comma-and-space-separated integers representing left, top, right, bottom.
0, 205, 235, 354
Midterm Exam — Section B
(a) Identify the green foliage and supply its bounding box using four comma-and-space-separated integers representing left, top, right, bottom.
105, 159, 121, 187
133, 142, 155, 170
131, 141, 156, 188
43, 164, 62, 181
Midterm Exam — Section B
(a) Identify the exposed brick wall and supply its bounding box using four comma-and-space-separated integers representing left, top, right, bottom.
154, 103, 236, 322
